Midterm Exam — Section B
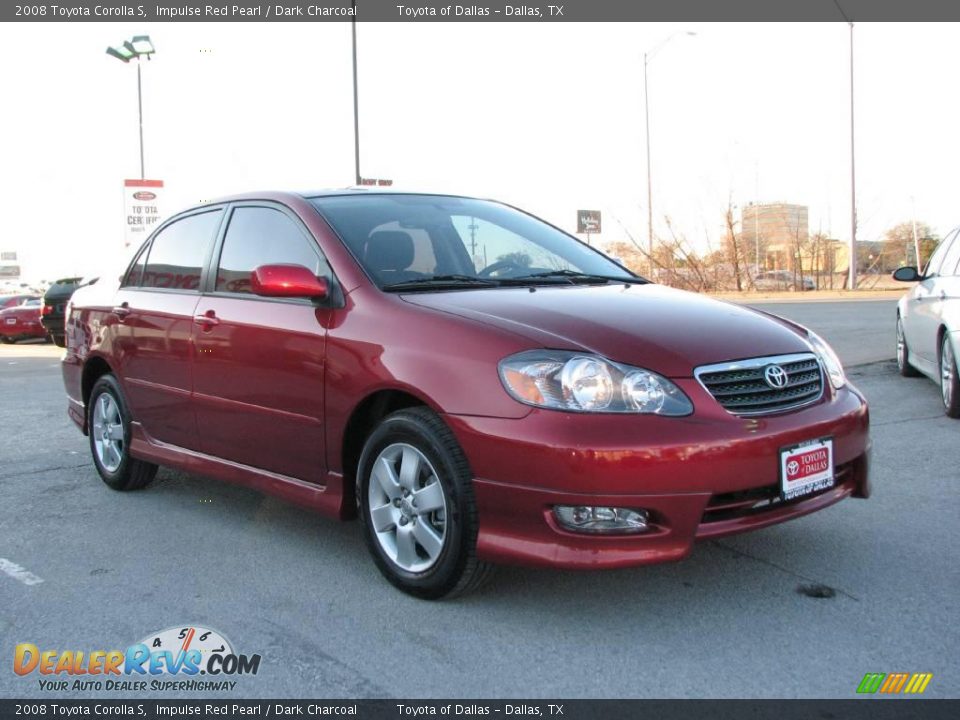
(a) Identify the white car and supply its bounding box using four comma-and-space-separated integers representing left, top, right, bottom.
894, 227, 960, 417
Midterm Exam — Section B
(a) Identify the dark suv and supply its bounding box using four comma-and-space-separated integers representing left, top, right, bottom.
42, 278, 82, 347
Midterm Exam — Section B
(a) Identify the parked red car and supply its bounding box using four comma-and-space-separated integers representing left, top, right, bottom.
1, 294, 40, 310
62, 191, 870, 598
0, 298, 48, 344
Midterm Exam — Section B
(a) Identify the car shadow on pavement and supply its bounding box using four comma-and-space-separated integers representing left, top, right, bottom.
140, 462, 864, 617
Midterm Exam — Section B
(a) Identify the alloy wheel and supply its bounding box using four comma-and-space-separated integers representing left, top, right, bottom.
92, 393, 124, 473
942, 338, 955, 410
897, 319, 907, 371
367, 442, 448, 573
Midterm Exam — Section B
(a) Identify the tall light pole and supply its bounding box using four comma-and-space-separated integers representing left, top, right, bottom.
106, 36, 156, 180
644, 31, 696, 276
833, 2, 857, 289
847, 20, 857, 289
911, 197, 921, 268
351, 0, 361, 186
754, 163, 761, 271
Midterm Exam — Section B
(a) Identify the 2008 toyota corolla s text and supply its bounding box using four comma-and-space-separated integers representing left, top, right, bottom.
61, 191, 870, 598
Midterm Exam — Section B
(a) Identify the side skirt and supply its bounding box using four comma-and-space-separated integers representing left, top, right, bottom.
129, 422, 349, 520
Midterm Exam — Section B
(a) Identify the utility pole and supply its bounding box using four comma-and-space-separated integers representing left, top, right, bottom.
754, 164, 760, 272
643, 31, 696, 280
643, 51, 653, 275
848, 20, 857, 290
351, 0, 361, 186
911, 198, 921, 268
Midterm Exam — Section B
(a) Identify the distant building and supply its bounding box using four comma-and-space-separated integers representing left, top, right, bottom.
740, 202, 809, 271
0, 249, 20, 280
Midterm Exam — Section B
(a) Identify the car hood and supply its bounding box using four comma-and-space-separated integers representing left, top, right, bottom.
401, 283, 812, 377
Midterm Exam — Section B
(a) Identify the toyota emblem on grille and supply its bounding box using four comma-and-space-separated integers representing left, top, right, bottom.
764, 364, 789, 389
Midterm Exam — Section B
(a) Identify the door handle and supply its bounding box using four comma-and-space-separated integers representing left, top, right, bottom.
193, 310, 219, 327
111, 303, 131, 320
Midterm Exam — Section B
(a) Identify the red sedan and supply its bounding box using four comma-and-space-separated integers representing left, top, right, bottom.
0, 298, 47, 343
62, 191, 870, 598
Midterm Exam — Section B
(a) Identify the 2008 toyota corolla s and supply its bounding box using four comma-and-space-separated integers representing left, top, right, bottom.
62, 191, 870, 598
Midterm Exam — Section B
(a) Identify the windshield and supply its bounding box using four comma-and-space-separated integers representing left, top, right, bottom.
309, 194, 634, 290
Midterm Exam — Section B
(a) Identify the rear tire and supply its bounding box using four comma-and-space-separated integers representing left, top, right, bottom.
358, 407, 494, 599
897, 316, 921, 378
940, 335, 960, 419
52, 334, 66, 348
88, 374, 158, 490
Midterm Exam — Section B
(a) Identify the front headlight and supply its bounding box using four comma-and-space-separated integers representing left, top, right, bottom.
806, 331, 845, 389
498, 350, 693, 415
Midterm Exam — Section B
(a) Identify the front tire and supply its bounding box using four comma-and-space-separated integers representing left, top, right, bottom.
52, 333, 66, 348
940, 335, 960, 419
897, 316, 921, 377
358, 407, 493, 599
88, 374, 158, 490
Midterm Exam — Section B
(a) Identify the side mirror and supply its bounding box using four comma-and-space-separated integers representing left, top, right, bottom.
892, 266, 921, 282
251, 264, 329, 299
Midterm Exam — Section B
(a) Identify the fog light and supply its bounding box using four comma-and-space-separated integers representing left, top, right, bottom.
553, 506, 650, 534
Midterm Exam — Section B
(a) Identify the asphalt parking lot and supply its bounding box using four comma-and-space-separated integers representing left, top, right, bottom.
1, 298, 957, 699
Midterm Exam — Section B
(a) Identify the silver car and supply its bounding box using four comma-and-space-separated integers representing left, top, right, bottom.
894, 227, 960, 417
753, 270, 815, 291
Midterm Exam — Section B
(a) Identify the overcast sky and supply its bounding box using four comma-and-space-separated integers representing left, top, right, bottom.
1, 21, 957, 282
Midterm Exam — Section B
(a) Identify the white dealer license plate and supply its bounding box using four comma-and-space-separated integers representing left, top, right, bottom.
780, 437, 834, 501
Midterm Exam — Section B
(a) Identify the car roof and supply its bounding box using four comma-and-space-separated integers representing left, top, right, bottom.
205, 188, 481, 205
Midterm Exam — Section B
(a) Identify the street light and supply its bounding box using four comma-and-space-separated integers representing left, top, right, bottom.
643, 31, 696, 277
832, 1, 857, 289
351, 0, 361, 186
847, 20, 857, 290
106, 35, 156, 180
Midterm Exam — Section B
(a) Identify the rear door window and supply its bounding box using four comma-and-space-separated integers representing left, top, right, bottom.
141, 210, 222, 291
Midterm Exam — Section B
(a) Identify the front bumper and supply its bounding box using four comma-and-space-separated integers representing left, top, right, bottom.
446, 380, 869, 569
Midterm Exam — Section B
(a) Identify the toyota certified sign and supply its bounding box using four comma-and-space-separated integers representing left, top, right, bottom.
123, 179, 165, 249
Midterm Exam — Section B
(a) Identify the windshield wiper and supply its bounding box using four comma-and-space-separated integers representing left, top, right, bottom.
382, 274, 501, 291
505, 269, 648, 284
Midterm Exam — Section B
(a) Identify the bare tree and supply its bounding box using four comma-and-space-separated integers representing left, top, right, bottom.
724, 199, 746, 291
880, 221, 938, 271
610, 213, 714, 292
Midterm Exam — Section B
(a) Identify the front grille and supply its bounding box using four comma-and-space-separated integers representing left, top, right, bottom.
695, 353, 824, 416
700, 461, 854, 525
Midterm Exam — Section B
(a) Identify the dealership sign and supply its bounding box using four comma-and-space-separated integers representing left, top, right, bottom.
577, 210, 601, 234
124, 179, 164, 248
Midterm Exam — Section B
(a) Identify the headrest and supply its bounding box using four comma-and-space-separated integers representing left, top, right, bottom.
364, 231, 415, 273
